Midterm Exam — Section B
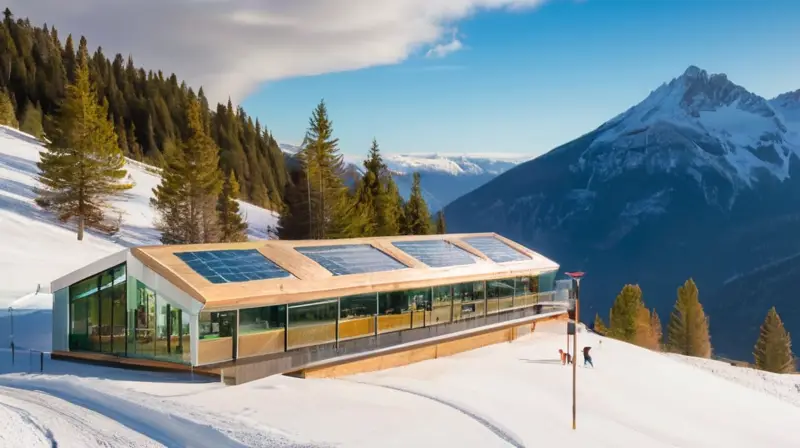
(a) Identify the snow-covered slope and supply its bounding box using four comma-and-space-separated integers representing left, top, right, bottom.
1, 320, 798, 447
445, 66, 800, 362
0, 126, 279, 304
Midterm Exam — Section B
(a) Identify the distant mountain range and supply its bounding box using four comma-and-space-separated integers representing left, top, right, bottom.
445, 66, 800, 362
279, 143, 529, 211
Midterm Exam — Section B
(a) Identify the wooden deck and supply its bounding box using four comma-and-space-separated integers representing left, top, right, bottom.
50, 351, 220, 377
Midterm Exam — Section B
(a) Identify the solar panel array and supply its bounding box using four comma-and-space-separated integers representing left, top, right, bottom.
296, 244, 407, 276
462, 236, 531, 263
392, 240, 476, 268
176, 249, 291, 284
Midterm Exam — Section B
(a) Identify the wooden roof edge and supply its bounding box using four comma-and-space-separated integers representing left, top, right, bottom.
131, 247, 207, 304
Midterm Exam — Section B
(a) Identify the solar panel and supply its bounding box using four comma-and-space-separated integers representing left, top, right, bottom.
176, 249, 291, 284
392, 240, 476, 268
461, 236, 531, 263
296, 244, 407, 276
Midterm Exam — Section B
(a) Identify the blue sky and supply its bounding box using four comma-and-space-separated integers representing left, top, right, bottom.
242, 0, 800, 158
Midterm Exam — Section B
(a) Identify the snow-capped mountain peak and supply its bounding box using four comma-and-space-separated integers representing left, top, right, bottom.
584, 65, 799, 199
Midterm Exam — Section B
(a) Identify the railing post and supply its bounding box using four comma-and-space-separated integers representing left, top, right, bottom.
10, 341, 14, 366
40, 352, 43, 372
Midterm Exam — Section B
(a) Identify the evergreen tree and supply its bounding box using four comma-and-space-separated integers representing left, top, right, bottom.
36, 47, 132, 240
277, 169, 312, 239
667, 278, 712, 358
217, 171, 248, 242
753, 307, 796, 373
435, 210, 447, 234
151, 97, 222, 244
19, 101, 43, 138
593, 313, 607, 335
0, 88, 17, 127
0, 9, 288, 205
404, 172, 432, 235
378, 173, 403, 236
633, 307, 660, 350
608, 284, 644, 343
650, 309, 663, 350
296, 100, 346, 239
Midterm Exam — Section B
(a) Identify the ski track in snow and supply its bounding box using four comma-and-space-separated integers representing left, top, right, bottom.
0, 378, 249, 448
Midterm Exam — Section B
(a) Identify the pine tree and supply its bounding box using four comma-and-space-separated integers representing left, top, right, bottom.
404, 172, 433, 235
19, 101, 43, 138
650, 309, 663, 350
753, 307, 796, 373
633, 307, 661, 350
608, 284, 644, 343
435, 210, 447, 234
378, 174, 403, 236
0, 88, 17, 127
593, 313, 607, 335
667, 278, 712, 358
151, 97, 222, 244
296, 100, 346, 239
36, 47, 132, 240
217, 171, 248, 242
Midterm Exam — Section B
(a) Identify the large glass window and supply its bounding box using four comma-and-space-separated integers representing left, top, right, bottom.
409, 288, 431, 329
288, 300, 337, 349
378, 290, 411, 333
240, 305, 286, 334
430, 285, 453, 325
199, 311, 236, 339
453, 281, 485, 321
487, 279, 514, 314
132, 281, 156, 358
68, 264, 127, 354
197, 310, 235, 364
339, 294, 377, 340
238, 305, 286, 358
540, 271, 556, 292
514, 276, 536, 308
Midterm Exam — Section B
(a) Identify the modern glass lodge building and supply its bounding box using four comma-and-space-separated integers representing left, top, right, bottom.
50, 233, 562, 382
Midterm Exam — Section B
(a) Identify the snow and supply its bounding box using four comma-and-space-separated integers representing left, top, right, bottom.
0, 321, 799, 447
0, 125, 279, 307
585, 66, 800, 192
383, 153, 529, 176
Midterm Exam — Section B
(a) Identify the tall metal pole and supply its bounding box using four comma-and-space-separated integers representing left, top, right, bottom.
572, 278, 580, 430
565, 272, 584, 431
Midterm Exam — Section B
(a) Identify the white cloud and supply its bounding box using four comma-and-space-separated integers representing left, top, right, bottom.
426, 37, 464, 58
7, 0, 548, 104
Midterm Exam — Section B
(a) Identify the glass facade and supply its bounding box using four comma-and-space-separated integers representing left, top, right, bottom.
68, 264, 127, 354
287, 300, 337, 349
67, 265, 192, 365
66, 263, 558, 367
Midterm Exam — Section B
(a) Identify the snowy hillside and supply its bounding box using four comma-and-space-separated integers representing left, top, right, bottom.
0, 126, 279, 304
0, 320, 798, 447
445, 66, 800, 362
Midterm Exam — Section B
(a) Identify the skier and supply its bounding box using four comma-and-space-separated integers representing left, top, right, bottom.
582, 346, 594, 368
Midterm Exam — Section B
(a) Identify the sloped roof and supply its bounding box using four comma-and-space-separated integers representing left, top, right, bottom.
131, 233, 559, 311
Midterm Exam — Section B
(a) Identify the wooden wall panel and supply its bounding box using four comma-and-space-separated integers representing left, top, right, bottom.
238, 330, 285, 359
197, 337, 233, 365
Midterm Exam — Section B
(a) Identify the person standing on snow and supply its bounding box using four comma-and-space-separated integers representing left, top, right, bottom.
582, 346, 594, 368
